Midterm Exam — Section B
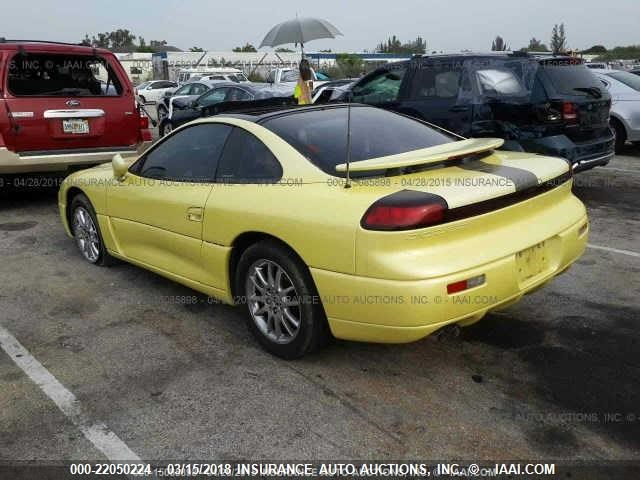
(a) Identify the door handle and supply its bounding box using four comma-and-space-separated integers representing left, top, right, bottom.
186, 207, 203, 222
449, 105, 470, 112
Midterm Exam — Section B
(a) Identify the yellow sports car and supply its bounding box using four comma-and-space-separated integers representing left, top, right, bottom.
58, 104, 588, 358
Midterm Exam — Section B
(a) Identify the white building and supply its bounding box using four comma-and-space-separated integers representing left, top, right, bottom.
114, 52, 153, 84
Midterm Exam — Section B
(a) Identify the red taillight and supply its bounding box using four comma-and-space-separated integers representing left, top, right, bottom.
562, 102, 579, 124
139, 112, 149, 130
361, 190, 448, 231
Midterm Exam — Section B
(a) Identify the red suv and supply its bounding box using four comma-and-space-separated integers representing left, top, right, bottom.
0, 40, 152, 174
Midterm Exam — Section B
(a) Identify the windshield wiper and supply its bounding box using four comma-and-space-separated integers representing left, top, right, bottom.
573, 87, 602, 99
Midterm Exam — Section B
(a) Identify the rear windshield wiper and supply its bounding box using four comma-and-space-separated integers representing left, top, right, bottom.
573, 87, 602, 99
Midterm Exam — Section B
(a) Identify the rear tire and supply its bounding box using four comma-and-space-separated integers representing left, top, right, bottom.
69, 193, 114, 266
611, 118, 627, 152
236, 240, 330, 359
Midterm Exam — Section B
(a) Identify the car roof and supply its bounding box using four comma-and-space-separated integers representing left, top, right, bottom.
218, 103, 363, 123
204, 81, 255, 90
0, 39, 112, 55
383, 52, 580, 68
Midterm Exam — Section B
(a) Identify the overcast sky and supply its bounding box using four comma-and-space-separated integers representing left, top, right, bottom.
2, 0, 638, 52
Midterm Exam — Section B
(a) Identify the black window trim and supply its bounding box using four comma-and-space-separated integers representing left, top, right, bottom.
6, 52, 125, 98
213, 125, 283, 184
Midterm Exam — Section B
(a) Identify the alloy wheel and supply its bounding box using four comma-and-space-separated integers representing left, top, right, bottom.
72, 207, 100, 263
245, 259, 301, 344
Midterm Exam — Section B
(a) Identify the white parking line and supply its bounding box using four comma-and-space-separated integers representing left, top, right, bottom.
588, 244, 640, 258
0, 325, 141, 461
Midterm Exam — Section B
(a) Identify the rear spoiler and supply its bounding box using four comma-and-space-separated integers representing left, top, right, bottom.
335, 138, 504, 173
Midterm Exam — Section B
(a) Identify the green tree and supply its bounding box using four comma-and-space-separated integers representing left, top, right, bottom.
550, 23, 567, 54
335, 53, 365, 77
491, 35, 509, 51
189, 46, 205, 52
275, 47, 294, 52
233, 43, 257, 52
375, 36, 426, 55
582, 44, 607, 54
523, 37, 548, 52
80, 31, 172, 53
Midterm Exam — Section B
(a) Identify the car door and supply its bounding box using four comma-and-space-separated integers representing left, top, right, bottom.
396, 60, 473, 136
171, 87, 230, 128
107, 123, 233, 283
3, 50, 139, 153
202, 126, 284, 289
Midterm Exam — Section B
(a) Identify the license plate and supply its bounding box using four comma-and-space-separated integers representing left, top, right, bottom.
516, 241, 549, 284
62, 118, 89, 134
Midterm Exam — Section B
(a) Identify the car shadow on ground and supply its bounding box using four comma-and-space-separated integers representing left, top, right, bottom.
459, 300, 640, 452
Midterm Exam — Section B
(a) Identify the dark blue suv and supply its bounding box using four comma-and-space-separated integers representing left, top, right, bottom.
341, 53, 615, 172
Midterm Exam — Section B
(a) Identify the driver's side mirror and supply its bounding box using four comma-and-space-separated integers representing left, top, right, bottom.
112, 154, 129, 181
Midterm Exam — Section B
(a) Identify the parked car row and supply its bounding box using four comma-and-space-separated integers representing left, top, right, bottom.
319, 53, 620, 171
158, 82, 295, 136
1, 41, 637, 181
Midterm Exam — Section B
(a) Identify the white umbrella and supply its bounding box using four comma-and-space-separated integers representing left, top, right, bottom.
259, 17, 342, 55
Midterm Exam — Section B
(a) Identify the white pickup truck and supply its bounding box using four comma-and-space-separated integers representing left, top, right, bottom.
265, 67, 328, 87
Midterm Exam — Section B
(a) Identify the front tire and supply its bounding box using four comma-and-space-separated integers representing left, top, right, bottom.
69, 194, 113, 266
159, 120, 173, 137
157, 104, 168, 122
236, 240, 330, 359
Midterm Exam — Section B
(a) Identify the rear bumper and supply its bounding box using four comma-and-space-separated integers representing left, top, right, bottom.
0, 142, 151, 174
520, 130, 615, 172
311, 215, 589, 343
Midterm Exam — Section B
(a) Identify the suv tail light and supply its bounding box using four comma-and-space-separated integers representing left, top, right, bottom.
562, 102, 579, 124
138, 110, 150, 129
361, 191, 448, 231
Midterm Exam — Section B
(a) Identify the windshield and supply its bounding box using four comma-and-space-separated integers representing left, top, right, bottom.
262, 106, 454, 178
606, 71, 640, 92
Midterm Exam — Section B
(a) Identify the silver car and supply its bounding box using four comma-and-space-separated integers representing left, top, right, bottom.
593, 70, 640, 151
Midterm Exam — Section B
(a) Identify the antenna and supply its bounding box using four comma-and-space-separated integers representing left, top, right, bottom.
344, 94, 353, 189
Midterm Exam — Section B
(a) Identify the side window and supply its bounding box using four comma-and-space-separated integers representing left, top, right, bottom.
475, 69, 526, 96
174, 84, 192, 96
281, 70, 299, 82
198, 88, 229, 107
225, 88, 252, 102
191, 84, 208, 95
352, 67, 406, 103
408, 66, 461, 99
135, 124, 232, 181
216, 128, 283, 184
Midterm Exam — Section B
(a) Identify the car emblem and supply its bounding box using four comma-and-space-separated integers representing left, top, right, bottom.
65, 100, 80, 107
